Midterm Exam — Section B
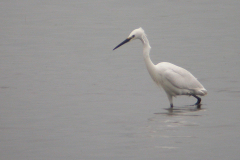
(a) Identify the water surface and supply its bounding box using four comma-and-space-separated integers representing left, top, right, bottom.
1, 1, 240, 160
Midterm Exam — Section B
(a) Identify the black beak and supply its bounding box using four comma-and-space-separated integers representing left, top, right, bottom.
113, 38, 131, 50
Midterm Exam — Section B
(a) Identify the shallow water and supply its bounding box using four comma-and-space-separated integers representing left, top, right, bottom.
1, 0, 240, 160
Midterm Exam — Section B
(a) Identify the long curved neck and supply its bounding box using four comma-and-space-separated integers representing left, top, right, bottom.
140, 34, 155, 74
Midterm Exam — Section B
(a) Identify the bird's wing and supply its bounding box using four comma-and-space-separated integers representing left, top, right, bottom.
163, 65, 203, 90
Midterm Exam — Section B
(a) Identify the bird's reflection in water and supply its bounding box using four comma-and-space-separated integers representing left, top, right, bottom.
155, 104, 204, 116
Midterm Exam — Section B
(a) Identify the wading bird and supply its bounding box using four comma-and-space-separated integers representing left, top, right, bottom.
113, 28, 207, 108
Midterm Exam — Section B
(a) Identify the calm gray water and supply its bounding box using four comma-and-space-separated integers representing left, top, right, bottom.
1, 1, 240, 160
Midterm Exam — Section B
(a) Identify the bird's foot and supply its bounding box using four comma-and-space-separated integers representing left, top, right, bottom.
192, 95, 201, 105
194, 101, 201, 105
196, 104, 201, 109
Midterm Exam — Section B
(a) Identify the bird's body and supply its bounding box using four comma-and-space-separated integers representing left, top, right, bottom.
113, 28, 207, 108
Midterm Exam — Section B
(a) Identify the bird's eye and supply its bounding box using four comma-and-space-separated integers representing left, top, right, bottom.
132, 35, 135, 38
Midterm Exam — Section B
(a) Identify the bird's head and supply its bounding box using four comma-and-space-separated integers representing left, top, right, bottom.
128, 27, 145, 40
113, 27, 145, 50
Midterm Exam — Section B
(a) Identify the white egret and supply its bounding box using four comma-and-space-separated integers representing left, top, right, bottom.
113, 28, 207, 108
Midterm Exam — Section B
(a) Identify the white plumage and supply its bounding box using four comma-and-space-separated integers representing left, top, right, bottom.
113, 28, 207, 108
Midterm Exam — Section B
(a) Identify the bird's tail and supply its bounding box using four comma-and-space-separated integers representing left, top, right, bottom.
197, 88, 207, 96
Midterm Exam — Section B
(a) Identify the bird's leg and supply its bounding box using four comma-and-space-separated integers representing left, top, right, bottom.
192, 95, 201, 105
167, 94, 173, 108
